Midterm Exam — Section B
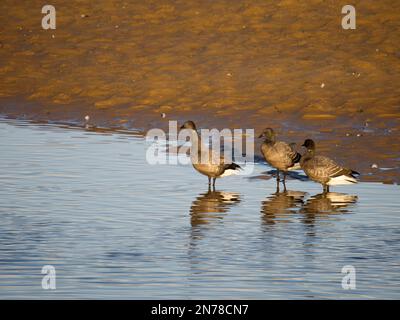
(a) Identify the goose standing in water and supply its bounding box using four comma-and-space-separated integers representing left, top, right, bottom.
300, 139, 359, 193
258, 128, 301, 190
180, 121, 242, 188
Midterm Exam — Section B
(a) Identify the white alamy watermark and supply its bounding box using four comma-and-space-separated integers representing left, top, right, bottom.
146, 121, 255, 175
341, 265, 356, 290
42, 5, 56, 30
341, 5, 356, 30
41, 265, 56, 290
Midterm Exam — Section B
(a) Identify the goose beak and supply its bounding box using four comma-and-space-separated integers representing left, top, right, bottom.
179, 125, 185, 130
258, 133, 264, 138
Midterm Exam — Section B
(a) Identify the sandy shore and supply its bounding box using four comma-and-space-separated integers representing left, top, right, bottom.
0, 0, 399, 183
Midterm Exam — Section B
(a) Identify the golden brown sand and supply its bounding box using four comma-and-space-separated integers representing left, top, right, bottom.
0, 0, 399, 183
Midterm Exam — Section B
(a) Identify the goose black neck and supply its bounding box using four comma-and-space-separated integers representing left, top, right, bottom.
264, 136, 275, 144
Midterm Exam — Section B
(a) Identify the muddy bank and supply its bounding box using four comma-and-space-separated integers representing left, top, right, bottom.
1, 97, 398, 185
0, 0, 399, 183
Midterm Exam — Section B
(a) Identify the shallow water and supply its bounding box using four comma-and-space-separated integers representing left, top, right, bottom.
0, 119, 399, 299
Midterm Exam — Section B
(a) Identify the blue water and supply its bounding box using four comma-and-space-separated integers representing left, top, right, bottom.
0, 118, 399, 299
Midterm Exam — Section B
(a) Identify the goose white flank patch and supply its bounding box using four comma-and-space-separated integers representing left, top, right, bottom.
327, 174, 357, 185
219, 167, 241, 177
287, 162, 301, 171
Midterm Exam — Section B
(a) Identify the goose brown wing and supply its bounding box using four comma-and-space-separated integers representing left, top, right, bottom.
313, 156, 352, 177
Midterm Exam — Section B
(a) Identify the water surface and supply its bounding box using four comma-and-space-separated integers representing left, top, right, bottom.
0, 119, 399, 299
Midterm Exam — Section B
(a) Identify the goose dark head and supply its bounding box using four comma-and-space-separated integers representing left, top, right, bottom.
180, 120, 197, 131
302, 139, 316, 151
258, 128, 276, 141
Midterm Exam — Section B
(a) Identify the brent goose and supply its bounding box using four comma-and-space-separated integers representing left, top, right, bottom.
180, 121, 241, 187
258, 128, 301, 190
300, 139, 359, 192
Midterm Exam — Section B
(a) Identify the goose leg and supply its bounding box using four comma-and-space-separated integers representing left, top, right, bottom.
275, 169, 281, 192
212, 177, 216, 188
323, 184, 328, 193
282, 172, 287, 191
208, 176, 211, 186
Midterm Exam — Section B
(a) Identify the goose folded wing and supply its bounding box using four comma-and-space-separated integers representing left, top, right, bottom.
276, 142, 300, 164
314, 156, 353, 177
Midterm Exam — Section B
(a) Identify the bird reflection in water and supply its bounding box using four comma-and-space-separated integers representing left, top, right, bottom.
261, 189, 308, 226
301, 192, 358, 214
300, 192, 358, 229
187, 188, 240, 278
190, 188, 241, 238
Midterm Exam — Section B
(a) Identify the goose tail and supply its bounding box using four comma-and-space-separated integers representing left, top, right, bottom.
220, 163, 242, 177
351, 170, 360, 178
288, 152, 302, 171
328, 174, 358, 185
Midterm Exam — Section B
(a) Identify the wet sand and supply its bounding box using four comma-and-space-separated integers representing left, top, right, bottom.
0, 0, 399, 183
